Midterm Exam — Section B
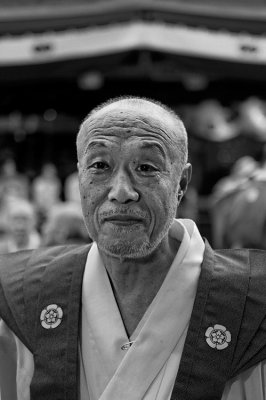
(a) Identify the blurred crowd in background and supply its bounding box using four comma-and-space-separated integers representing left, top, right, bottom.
178, 145, 266, 250
0, 159, 91, 253
1, 95, 266, 253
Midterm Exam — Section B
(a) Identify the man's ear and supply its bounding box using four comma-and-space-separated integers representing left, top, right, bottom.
179, 163, 192, 196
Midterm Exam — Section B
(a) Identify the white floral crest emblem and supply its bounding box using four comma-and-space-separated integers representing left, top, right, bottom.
40, 304, 63, 329
205, 324, 231, 350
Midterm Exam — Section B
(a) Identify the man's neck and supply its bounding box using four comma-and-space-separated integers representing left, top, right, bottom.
99, 235, 180, 336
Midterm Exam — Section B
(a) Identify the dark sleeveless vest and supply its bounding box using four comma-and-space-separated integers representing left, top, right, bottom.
1, 242, 266, 400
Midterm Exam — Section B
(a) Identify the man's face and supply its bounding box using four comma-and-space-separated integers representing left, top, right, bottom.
78, 105, 184, 259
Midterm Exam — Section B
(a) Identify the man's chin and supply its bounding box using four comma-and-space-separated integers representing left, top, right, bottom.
97, 237, 151, 259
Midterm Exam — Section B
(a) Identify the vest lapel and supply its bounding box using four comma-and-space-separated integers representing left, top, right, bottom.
30, 245, 90, 400
171, 242, 250, 400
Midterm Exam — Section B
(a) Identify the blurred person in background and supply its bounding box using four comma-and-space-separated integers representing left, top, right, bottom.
211, 156, 258, 202
0, 158, 30, 237
210, 156, 266, 248
32, 163, 62, 230
64, 170, 81, 206
41, 202, 91, 246
0, 199, 40, 253
0, 158, 30, 201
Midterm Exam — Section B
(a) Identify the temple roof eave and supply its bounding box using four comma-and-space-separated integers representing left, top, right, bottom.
1, 1, 266, 36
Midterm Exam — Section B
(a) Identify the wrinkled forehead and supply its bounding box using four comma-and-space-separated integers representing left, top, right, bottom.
80, 101, 178, 147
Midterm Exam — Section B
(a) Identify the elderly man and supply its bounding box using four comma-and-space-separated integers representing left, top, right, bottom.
1, 97, 266, 400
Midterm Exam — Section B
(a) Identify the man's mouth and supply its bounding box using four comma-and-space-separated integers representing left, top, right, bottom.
104, 215, 143, 225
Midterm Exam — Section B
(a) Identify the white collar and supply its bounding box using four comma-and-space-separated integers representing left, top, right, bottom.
80, 219, 205, 400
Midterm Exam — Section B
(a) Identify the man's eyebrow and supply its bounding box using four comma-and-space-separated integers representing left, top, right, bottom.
84, 140, 108, 154
139, 141, 166, 158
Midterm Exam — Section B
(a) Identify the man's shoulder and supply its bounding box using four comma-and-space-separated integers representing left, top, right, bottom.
0, 244, 91, 349
202, 243, 266, 298
214, 247, 266, 256
0, 244, 90, 277
207, 246, 266, 308
213, 247, 266, 277
0, 248, 33, 278
0, 244, 92, 301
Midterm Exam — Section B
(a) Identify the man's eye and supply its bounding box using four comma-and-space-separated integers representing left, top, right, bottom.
137, 164, 157, 173
89, 162, 109, 170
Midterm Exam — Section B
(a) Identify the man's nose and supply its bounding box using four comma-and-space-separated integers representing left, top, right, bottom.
108, 171, 139, 203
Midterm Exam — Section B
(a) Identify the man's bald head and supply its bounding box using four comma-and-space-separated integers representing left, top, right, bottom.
77, 96, 188, 175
